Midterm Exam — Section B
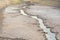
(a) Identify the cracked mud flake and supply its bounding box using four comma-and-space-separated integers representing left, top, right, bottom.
24, 4, 60, 40
0, 13, 45, 40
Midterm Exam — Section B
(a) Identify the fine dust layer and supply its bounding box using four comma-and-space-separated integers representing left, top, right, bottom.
24, 4, 60, 40
0, 13, 45, 40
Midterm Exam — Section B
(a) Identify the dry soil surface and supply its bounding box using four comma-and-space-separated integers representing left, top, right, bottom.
0, 8, 45, 40
24, 4, 60, 40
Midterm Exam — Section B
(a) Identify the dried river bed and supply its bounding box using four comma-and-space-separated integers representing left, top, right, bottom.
0, 4, 58, 40
20, 10, 56, 40
0, 6, 45, 40
24, 4, 60, 40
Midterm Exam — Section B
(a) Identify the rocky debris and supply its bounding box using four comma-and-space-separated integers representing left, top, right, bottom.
23, 4, 60, 40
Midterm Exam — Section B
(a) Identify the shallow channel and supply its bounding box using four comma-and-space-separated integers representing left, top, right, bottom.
20, 10, 56, 40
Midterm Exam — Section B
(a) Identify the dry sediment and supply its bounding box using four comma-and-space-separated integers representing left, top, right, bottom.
0, 6, 45, 40
24, 4, 60, 40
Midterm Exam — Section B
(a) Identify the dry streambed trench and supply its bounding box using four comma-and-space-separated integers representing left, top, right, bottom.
0, 5, 45, 40
24, 5, 60, 40
0, 5, 57, 40
20, 10, 56, 40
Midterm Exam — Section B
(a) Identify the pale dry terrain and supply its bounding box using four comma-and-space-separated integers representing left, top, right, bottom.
0, 0, 60, 40
0, 5, 45, 40
24, 4, 60, 40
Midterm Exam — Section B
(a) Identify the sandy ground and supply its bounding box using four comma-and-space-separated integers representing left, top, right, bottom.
0, 7, 45, 40
24, 4, 60, 40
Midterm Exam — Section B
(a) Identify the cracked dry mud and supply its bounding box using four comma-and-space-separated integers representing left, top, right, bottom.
24, 4, 60, 40
0, 3, 60, 40
0, 7, 45, 40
